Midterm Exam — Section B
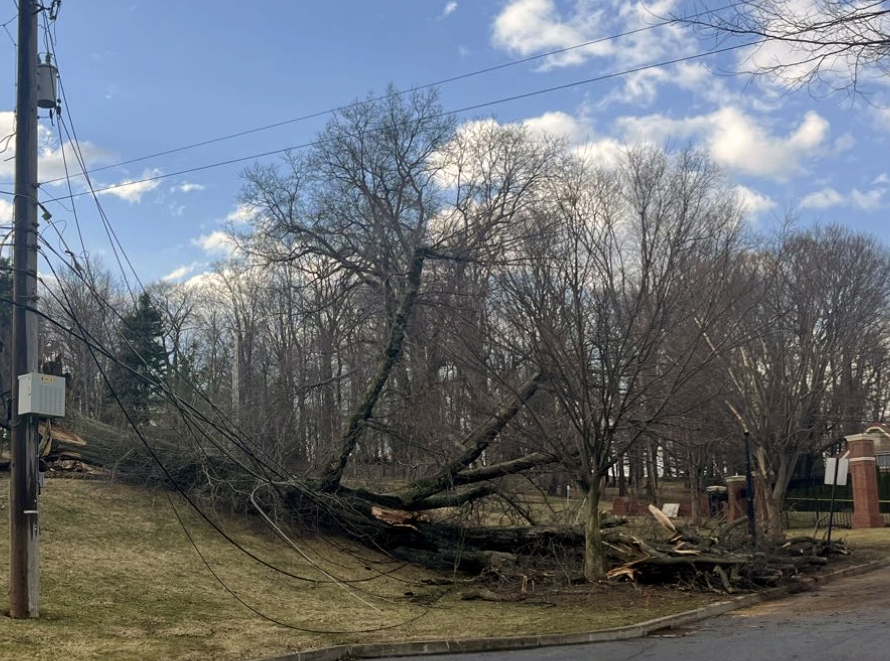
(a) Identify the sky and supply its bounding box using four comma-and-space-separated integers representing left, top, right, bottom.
1, 0, 889, 287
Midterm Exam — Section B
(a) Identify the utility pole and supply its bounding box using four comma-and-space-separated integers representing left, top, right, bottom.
10, 0, 41, 619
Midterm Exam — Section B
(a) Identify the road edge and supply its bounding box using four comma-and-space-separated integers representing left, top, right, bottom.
251, 558, 890, 661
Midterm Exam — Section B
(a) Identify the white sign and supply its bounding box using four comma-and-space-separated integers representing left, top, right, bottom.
824, 457, 849, 486
662, 503, 680, 518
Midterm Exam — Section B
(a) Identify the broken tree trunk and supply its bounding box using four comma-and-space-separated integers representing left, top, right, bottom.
318, 247, 427, 493
387, 371, 545, 508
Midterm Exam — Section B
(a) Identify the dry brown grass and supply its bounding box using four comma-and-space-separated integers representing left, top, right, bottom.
0, 476, 721, 660
831, 526, 890, 553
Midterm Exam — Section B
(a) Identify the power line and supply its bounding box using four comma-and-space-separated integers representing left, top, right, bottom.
32, 257, 423, 601
35, 1, 746, 187
36, 234, 429, 592
29, 264, 435, 629
41, 39, 763, 206
1, 10, 15, 47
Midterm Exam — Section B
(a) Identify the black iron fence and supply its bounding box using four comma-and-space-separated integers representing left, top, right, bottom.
785, 466, 890, 529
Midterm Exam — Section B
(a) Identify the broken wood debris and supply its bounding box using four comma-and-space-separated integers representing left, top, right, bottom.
601, 507, 848, 591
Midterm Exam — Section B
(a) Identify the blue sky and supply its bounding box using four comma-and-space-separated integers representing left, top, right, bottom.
1, 0, 889, 285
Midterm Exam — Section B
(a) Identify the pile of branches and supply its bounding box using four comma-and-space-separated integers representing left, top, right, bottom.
602, 509, 848, 592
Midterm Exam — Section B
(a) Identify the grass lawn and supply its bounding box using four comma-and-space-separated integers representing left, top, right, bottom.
0, 475, 720, 661
828, 526, 890, 553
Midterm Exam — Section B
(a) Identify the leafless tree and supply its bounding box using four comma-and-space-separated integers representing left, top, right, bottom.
714, 224, 890, 540
497, 147, 746, 579
686, 0, 890, 95
42, 257, 121, 419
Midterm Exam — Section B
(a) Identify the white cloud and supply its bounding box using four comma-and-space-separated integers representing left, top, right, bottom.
0, 111, 110, 185
0, 198, 13, 226
441, 1, 458, 18
573, 136, 625, 168
490, 0, 699, 101
800, 186, 885, 212
708, 109, 828, 178
96, 168, 162, 203
162, 262, 204, 282
174, 182, 205, 193
183, 270, 224, 290
873, 173, 890, 186
521, 110, 587, 143
735, 185, 776, 217
616, 107, 830, 179
225, 203, 257, 225
850, 188, 885, 211
832, 133, 855, 153
491, 0, 612, 68
800, 187, 844, 209
194, 230, 236, 256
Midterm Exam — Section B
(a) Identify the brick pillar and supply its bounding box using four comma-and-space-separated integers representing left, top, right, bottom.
846, 433, 884, 529
725, 476, 746, 522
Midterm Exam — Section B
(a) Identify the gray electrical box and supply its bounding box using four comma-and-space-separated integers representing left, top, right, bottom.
18, 373, 66, 418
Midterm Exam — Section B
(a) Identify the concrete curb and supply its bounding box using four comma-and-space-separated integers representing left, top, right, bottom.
251, 558, 890, 661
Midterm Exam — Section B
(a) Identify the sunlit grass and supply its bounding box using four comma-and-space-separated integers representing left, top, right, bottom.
0, 475, 722, 661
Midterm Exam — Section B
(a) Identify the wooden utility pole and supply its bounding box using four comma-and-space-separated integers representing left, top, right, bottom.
10, 0, 41, 619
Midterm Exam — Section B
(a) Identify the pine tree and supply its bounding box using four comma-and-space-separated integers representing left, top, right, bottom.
107, 292, 167, 426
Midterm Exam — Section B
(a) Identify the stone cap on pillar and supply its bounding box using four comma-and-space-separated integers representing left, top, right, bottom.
845, 433, 879, 459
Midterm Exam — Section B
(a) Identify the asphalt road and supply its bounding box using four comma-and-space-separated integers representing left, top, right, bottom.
389, 566, 890, 661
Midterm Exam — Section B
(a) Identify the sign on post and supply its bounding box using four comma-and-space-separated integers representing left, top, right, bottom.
824, 457, 849, 486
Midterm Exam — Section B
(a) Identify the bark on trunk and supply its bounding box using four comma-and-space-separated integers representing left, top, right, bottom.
390, 372, 544, 506
319, 248, 427, 492
583, 475, 605, 581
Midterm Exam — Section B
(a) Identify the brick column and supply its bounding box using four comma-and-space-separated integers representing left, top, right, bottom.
725, 476, 746, 522
846, 433, 884, 529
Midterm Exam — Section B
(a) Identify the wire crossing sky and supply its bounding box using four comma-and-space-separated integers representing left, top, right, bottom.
1, 0, 888, 284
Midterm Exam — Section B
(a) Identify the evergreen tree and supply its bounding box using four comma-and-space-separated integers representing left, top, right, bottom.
107, 292, 167, 426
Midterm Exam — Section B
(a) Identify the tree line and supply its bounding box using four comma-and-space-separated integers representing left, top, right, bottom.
29, 88, 890, 579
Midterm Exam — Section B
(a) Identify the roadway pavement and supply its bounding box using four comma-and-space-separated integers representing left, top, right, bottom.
387, 566, 890, 661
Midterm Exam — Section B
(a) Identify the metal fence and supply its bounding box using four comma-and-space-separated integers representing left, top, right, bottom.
785, 497, 854, 529
782, 462, 890, 529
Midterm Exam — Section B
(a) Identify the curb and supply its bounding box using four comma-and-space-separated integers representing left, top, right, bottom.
251, 558, 890, 661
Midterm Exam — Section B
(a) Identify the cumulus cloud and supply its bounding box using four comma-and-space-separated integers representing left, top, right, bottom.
616, 108, 830, 179
573, 136, 625, 168
521, 110, 588, 142
225, 203, 257, 225
194, 230, 237, 256
735, 185, 776, 217
800, 187, 843, 209
441, 1, 458, 18
433, 112, 596, 190
492, 0, 609, 67
490, 0, 699, 101
0, 111, 110, 185
96, 168, 163, 203
162, 262, 204, 282
800, 186, 884, 212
